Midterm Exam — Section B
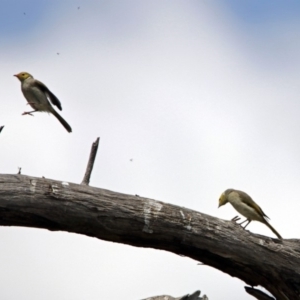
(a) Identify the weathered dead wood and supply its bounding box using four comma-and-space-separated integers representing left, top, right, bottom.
142, 290, 206, 300
81, 137, 100, 185
0, 174, 299, 300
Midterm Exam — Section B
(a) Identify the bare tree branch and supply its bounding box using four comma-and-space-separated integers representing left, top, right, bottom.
142, 290, 205, 300
81, 137, 100, 185
0, 174, 299, 299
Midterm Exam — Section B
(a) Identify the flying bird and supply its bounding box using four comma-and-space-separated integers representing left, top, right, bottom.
14, 72, 72, 133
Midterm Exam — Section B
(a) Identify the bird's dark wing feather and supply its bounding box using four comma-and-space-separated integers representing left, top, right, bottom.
237, 190, 270, 220
34, 79, 62, 111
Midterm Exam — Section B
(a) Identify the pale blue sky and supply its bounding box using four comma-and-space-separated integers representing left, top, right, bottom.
225, 0, 300, 24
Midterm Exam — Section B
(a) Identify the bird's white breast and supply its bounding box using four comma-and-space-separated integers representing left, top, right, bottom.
22, 79, 50, 111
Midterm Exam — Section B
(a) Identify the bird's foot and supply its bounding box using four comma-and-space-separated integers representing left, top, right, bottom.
22, 111, 35, 116
231, 216, 241, 223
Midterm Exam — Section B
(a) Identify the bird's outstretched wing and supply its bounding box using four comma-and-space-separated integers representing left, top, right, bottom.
34, 79, 62, 111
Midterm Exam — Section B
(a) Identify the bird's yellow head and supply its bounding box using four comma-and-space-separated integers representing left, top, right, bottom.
218, 192, 228, 208
14, 72, 33, 82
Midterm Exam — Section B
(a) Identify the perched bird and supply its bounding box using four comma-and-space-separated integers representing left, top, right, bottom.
14, 72, 72, 133
218, 189, 282, 239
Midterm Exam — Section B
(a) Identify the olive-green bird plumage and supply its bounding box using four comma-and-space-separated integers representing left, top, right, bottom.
218, 189, 282, 239
14, 72, 72, 133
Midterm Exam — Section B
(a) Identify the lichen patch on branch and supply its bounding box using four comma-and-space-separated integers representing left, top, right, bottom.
142, 199, 163, 234
29, 179, 37, 193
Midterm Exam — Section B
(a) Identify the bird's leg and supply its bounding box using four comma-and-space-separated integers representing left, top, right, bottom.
23, 102, 38, 116
22, 110, 37, 116
232, 217, 252, 229
238, 219, 251, 229
242, 220, 251, 230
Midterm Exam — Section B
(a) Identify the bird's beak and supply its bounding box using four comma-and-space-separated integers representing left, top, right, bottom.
13, 74, 18, 77
218, 203, 221, 208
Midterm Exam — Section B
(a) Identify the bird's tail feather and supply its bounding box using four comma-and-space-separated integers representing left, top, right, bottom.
51, 109, 72, 133
264, 220, 282, 239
